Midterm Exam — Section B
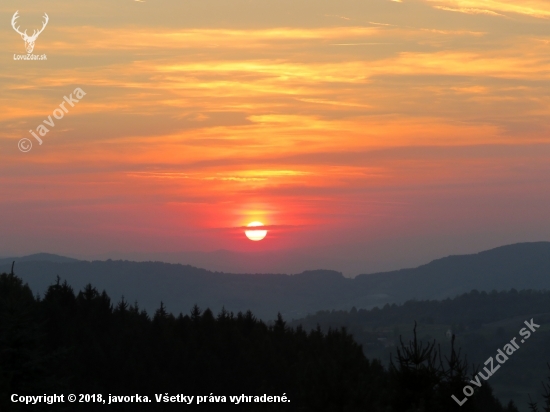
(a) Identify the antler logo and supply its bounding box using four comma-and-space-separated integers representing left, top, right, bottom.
11, 11, 49, 54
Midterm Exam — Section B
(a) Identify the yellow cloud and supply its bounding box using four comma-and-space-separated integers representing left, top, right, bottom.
425, 0, 550, 18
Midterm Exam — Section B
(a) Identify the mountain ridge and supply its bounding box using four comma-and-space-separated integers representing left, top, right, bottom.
1, 241, 549, 319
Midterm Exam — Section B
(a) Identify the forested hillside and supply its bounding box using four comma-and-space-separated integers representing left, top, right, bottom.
0, 271, 520, 412
291, 289, 550, 411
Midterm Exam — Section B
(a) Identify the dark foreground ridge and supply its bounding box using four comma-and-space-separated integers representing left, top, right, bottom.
0, 271, 520, 412
291, 289, 550, 410
1, 242, 550, 319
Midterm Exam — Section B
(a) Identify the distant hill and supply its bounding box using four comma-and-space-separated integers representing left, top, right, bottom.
0, 253, 80, 266
1, 242, 549, 319
354, 242, 550, 301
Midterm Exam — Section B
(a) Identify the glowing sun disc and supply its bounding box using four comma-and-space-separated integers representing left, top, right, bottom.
245, 221, 267, 241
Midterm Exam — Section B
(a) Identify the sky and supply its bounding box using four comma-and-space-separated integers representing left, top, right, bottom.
1, 0, 549, 276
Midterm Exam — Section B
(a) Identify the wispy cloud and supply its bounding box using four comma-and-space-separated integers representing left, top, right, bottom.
1, 0, 550, 257
424, 0, 550, 18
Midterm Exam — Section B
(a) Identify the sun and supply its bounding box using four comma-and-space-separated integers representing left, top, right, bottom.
245, 221, 267, 241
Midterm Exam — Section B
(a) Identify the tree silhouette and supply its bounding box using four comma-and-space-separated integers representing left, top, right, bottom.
0, 272, 524, 412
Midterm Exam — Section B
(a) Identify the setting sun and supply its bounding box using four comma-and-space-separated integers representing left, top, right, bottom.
245, 221, 268, 241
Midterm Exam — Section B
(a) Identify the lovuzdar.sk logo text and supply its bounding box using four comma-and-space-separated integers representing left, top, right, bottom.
11, 11, 48, 60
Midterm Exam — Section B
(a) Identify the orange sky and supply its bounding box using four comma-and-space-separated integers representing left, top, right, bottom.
1, 0, 549, 275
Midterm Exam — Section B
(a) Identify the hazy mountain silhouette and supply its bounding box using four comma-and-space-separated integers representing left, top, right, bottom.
1, 242, 549, 319
0, 253, 80, 266
87, 248, 374, 278
354, 242, 550, 300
